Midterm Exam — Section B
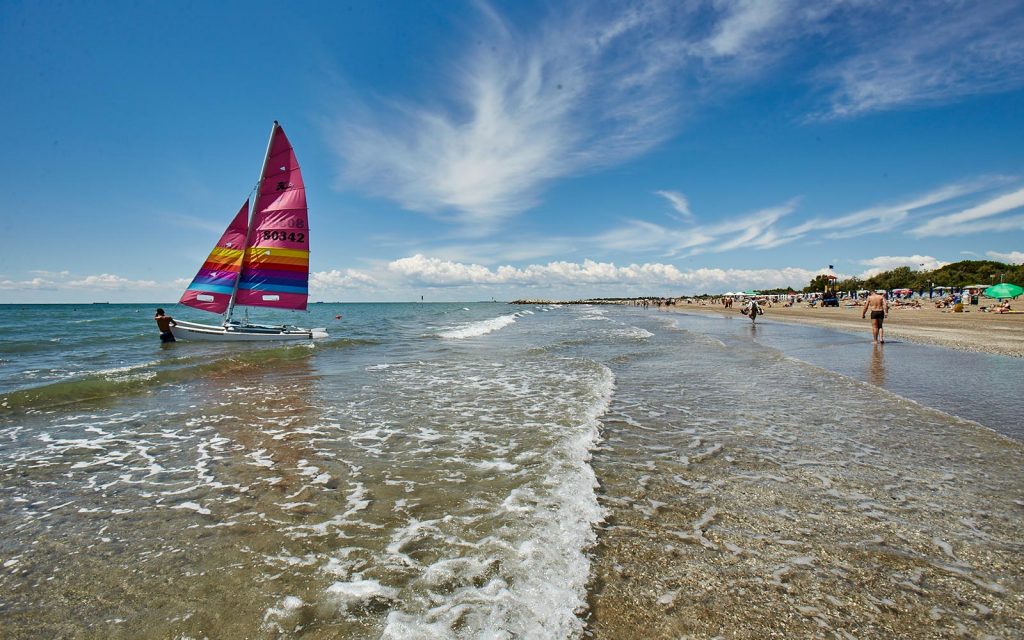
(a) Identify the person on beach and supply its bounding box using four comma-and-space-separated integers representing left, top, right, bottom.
744, 299, 762, 324
861, 291, 888, 343
154, 308, 177, 343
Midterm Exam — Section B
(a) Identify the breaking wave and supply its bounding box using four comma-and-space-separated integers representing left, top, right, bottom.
438, 313, 520, 339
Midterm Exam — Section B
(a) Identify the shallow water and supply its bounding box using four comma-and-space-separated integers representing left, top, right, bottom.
669, 309, 1024, 437
585, 310, 1023, 638
0, 303, 1021, 638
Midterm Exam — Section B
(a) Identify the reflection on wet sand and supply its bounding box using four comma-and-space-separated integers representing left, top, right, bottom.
868, 343, 886, 386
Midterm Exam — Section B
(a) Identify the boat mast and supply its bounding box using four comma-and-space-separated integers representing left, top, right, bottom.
225, 121, 278, 324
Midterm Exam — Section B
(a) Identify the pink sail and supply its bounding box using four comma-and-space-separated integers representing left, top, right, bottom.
235, 123, 310, 310
178, 201, 249, 314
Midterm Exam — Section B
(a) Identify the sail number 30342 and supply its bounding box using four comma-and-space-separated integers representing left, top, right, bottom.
262, 230, 305, 242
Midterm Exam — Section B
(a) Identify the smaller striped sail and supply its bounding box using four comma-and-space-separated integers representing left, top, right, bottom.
178, 201, 248, 314
235, 124, 310, 310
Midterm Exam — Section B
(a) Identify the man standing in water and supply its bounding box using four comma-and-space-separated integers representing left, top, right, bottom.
861, 291, 889, 343
154, 308, 177, 343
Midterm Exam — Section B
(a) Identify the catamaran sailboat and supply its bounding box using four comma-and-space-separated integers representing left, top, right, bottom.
171, 121, 327, 342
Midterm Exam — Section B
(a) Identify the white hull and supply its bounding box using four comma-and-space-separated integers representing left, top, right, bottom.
170, 320, 328, 342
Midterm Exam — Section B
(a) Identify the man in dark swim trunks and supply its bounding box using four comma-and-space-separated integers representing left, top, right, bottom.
154, 308, 177, 343
861, 291, 889, 343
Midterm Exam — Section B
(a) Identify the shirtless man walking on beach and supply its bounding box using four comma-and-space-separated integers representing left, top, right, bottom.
862, 291, 888, 343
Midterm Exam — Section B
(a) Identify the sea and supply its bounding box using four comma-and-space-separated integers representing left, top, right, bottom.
0, 302, 1021, 639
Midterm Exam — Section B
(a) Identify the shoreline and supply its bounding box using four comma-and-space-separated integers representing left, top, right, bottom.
558, 300, 1024, 357
511, 298, 1023, 357
662, 302, 1024, 357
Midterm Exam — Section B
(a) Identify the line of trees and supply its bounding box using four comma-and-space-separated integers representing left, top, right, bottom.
803, 260, 1024, 294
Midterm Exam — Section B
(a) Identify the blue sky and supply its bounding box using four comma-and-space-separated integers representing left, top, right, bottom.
2, 0, 1023, 303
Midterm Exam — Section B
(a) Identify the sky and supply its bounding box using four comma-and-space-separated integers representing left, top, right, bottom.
1, 0, 1023, 304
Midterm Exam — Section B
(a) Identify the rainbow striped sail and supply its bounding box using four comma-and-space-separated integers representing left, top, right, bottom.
178, 122, 310, 318
235, 124, 309, 311
178, 201, 249, 314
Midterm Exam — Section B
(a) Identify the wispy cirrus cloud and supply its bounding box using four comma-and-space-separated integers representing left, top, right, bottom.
702, 0, 793, 58
327, 1, 1024, 232
654, 190, 694, 222
330, 3, 690, 231
785, 180, 1001, 241
593, 199, 799, 256
910, 187, 1024, 237
818, 2, 1024, 118
598, 177, 1017, 259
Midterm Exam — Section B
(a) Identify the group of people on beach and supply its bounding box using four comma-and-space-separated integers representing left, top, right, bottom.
717, 291, 888, 341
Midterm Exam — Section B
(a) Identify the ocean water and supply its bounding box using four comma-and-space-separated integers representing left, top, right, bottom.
0, 303, 1021, 638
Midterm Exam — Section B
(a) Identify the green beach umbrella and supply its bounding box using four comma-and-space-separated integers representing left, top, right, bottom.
983, 283, 1024, 299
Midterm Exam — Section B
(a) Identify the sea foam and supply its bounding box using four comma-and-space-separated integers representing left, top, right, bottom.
438, 313, 518, 339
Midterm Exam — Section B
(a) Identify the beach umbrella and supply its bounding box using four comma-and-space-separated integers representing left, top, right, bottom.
983, 283, 1024, 299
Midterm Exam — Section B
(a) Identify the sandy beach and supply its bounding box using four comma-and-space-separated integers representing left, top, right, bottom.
665, 301, 1024, 357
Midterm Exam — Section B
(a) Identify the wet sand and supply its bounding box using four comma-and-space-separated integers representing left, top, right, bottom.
585, 313, 1024, 639
666, 302, 1024, 357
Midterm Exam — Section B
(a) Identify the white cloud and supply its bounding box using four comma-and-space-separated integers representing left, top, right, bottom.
388, 255, 498, 285
987, 250, 1024, 265
0, 277, 58, 291
858, 255, 948, 278
654, 190, 694, 221
860, 255, 947, 270
410, 239, 579, 266
910, 187, 1024, 237
385, 253, 819, 293
67, 274, 158, 289
310, 269, 378, 292
0, 272, 159, 291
